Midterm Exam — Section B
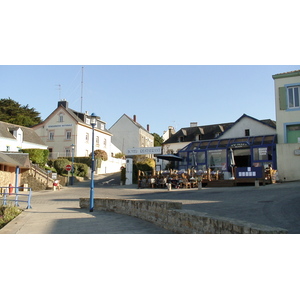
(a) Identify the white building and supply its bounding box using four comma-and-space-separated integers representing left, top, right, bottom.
0, 121, 47, 152
32, 100, 124, 174
272, 70, 300, 181
109, 114, 154, 156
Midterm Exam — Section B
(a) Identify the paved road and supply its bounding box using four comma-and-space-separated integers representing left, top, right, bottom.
0, 176, 172, 234
2, 173, 300, 233
91, 173, 300, 234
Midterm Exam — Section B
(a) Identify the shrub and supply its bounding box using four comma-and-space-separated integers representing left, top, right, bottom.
133, 156, 155, 183
115, 152, 125, 159
53, 158, 71, 175
22, 149, 49, 166
0, 205, 22, 229
75, 163, 88, 177
91, 150, 108, 161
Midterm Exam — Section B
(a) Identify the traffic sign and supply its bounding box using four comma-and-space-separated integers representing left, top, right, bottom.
65, 164, 72, 171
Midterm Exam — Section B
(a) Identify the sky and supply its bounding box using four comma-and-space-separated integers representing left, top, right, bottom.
1, 65, 300, 135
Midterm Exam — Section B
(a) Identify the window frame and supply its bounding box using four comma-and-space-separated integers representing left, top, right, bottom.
49, 130, 55, 141
287, 85, 300, 108
66, 130, 72, 140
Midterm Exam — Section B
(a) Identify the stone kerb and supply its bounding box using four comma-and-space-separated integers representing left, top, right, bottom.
79, 198, 288, 234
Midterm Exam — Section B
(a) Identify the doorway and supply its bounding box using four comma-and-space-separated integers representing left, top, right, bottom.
233, 148, 251, 167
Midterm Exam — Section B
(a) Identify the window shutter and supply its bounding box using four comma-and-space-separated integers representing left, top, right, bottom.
279, 87, 287, 110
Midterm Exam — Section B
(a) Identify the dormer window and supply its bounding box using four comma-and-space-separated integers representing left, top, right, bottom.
195, 134, 201, 141
59, 113, 64, 122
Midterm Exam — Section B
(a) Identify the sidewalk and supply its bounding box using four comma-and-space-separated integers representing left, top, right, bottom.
0, 185, 172, 234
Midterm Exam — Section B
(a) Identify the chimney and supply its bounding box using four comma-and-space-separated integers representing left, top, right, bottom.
168, 126, 173, 137
58, 99, 68, 109
133, 115, 136, 122
190, 122, 198, 127
147, 124, 150, 132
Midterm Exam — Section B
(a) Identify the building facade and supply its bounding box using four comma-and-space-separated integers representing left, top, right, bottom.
32, 100, 124, 174
109, 114, 154, 155
163, 114, 277, 180
273, 70, 300, 181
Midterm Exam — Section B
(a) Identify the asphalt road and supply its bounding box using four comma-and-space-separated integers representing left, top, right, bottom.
90, 173, 300, 233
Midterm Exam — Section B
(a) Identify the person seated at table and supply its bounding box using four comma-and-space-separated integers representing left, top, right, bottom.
156, 176, 165, 188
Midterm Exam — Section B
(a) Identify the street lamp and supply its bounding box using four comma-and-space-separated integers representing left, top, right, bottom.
89, 113, 98, 212
70, 144, 75, 185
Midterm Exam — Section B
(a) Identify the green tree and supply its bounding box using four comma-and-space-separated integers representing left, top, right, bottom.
152, 133, 164, 147
0, 98, 42, 126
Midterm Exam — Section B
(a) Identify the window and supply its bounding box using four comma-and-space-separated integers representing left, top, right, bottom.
103, 138, 107, 148
245, 129, 250, 136
288, 86, 300, 108
65, 149, 71, 157
49, 131, 54, 140
86, 133, 89, 143
59, 113, 64, 122
286, 124, 300, 143
66, 130, 72, 140
96, 136, 100, 147
208, 149, 227, 171
253, 147, 272, 161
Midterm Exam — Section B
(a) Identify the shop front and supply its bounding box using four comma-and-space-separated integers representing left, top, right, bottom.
176, 135, 277, 185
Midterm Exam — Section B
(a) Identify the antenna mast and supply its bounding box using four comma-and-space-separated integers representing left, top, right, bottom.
56, 84, 61, 100
80, 66, 84, 112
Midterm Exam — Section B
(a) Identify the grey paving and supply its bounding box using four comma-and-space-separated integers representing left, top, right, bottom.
0, 177, 172, 234
2, 173, 300, 234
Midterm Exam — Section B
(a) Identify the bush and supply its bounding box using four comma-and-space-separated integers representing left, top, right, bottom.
22, 149, 49, 166
92, 150, 108, 161
53, 158, 71, 175
0, 205, 22, 229
115, 152, 125, 159
75, 163, 88, 177
133, 156, 155, 183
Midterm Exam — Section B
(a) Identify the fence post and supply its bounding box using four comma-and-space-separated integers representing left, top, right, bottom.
3, 188, 8, 205
26, 189, 32, 209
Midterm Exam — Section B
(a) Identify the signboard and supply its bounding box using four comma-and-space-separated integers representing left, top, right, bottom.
230, 142, 250, 148
126, 147, 162, 155
65, 164, 72, 171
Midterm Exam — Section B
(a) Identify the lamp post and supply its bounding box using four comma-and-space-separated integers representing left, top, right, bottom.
89, 113, 98, 212
71, 144, 75, 185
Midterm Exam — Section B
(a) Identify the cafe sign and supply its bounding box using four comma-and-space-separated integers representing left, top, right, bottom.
126, 147, 162, 155
230, 142, 250, 148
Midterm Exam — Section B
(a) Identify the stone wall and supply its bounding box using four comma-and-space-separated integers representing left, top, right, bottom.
0, 170, 11, 188
79, 198, 288, 234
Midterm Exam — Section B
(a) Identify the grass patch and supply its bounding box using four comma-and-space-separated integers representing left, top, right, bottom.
0, 205, 23, 229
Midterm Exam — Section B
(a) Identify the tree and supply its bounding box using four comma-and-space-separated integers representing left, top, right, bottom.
0, 98, 42, 126
152, 133, 164, 147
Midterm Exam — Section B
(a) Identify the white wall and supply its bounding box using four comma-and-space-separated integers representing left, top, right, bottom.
110, 116, 139, 153
221, 116, 276, 139
274, 74, 300, 180
0, 134, 47, 152
96, 157, 126, 175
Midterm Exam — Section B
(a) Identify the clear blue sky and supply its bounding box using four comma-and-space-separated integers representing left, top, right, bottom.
1, 65, 299, 135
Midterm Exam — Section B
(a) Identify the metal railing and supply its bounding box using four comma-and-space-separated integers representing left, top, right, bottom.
1, 186, 32, 209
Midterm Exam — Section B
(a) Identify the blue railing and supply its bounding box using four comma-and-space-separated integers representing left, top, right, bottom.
0, 186, 32, 209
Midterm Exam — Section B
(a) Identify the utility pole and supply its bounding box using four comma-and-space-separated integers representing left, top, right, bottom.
56, 84, 61, 100
81, 66, 84, 113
